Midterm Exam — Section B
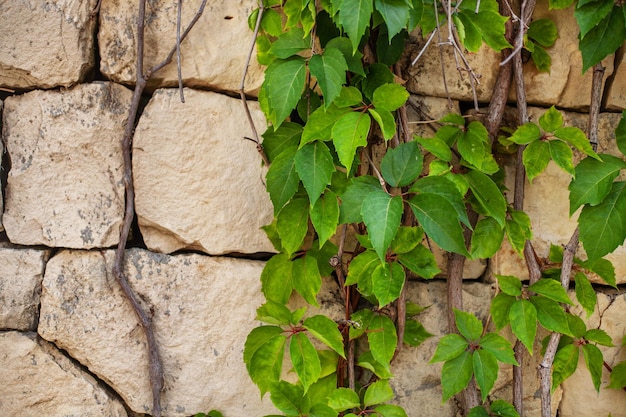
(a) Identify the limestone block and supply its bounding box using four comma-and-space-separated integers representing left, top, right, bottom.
133, 88, 274, 255
0, 0, 96, 89
2, 83, 130, 248
0, 248, 49, 331
38, 248, 278, 416
559, 293, 626, 417
606, 52, 626, 110
99, 0, 263, 94
0, 331, 127, 416
492, 108, 626, 284
0, 99, 3, 232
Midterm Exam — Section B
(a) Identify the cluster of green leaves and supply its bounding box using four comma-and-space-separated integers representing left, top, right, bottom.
524, 19, 558, 72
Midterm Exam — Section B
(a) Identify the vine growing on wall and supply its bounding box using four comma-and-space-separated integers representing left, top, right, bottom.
241, 1, 626, 417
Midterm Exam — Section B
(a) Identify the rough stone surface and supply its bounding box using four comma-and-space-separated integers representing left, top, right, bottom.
133, 88, 274, 255
2, 83, 130, 248
606, 52, 626, 110
0, 248, 49, 331
0, 331, 127, 416
0, 0, 96, 89
0, 98, 3, 232
99, 0, 264, 94
38, 248, 278, 417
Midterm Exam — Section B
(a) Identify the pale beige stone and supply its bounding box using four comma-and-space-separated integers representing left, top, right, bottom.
38, 248, 278, 417
133, 88, 274, 255
0, 331, 127, 416
0, 0, 96, 89
406, 94, 461, 138
2, 83, 130, 248
99, 0, 263, 94
0, 99, 3, 232
606, 52, 626, 111
0, 248, 49, 330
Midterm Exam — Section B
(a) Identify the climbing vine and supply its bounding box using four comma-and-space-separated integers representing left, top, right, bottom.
241, 1, 626, 417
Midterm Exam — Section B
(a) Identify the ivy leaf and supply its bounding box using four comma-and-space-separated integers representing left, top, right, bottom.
368, 108, 397, 140
335, 0, 374, 52
374, 0, 412, 40
244, 325, 284, 371
505, 209, 533, 256
473, 349, 499, 402
458, 122, 499, 174
490, 293, 516, 330
373, 83, 410, 111
470, 217, 504, 259
529, 42, 552, 73
309, 48, 349, 108
261, 253, 294, 304
575, 0, 614, 40
345, 249, 379, 296
362, 190, 403, 261
264, 57, 307, 126
441, 351, 474, 402
373, 404, 408, 417
410, 176, 470, 227
568, 315, 587, 338
266, 146, 299, 213
310, 403, 339, 417
569, 154, 626, 215
468, 10, 512, 51
390, 226, 423, 254
574, 272, 596, 318
522, 140, 551, 182
431, 333, 469, 362
415, 135, 453, 161
301, 104, 352, 146
270, 381, 309, 415
468, 407, 490, 417
357, 350, 394, 379
290, 333, 322, 393
295, 141, 336, 206
539, 106, 563, 132
585, 329, 614, 347
372, 261, 406, 307
270, 27, 311, 59
332, 111, 372, 174
465, 170, 507, 228
528, 279, 574, 305
579, 181, 626, 260
549, 140, 575, 177
454, 13, 483, 52
326, 37, 366, 76
262, 123, 303, 162
292, 254, 322, 307
257, 300, 294, 326
334, 86, 364, 108
368, 315, 398, 370
310, 191, 340, 247
490, 400, 520, 417
579, 6, 626, 73
496, 275, 522, 297
552, 344, 579, 391
479, 333, 518, 365
276, 197, 310, 256
616, 110, 626, 157
454, 309, 483, 341
553, 126, 599, 159
304, 315, 346, 358
579, 257, 616, 288
509, 299, 538, 354
509, 122, 542, 145
529, 296, 572, 336
364, 379, 394, 407
248, 333, 287, 395
328, 388, 361, 411
527, 18, 558, 47
381, 141, 423, 187
260, 8, 283, 37
608, 361, 626, 389
397, 244, 441, 278
403, 319, 434, 346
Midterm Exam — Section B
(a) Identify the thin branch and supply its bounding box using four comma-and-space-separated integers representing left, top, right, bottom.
411, 30, 437, 66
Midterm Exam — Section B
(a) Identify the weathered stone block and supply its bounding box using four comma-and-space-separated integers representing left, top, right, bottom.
99, 0, 264, 94
606, 52, 626, 111
38, 248, 278, 416
2, 82, 130, 248
0, 0, 96, 89
0, 331, 127, 416
133, 88, 274, 255
0, 248, 49, 331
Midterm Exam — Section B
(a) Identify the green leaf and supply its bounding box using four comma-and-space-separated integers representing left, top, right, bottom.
364, 379, 394, 407
568, 314, 587, 338
454, 309, 483, 341
458, 122, 499, 174
349, 309, 375, 340
249, 333, 287, 395
549, 0, 575, 9
327, 388, 361, 411
527, 19, 558, 47
261, 254, 294, 304
608, 361, 626, 389
522, 139, 551, 182
261, 8, 283, 37
579, 257, 617, 287
309, 48, 348, 108
529, 43, 552, 73
465, 170, 507, 228
332, 111, 372, 173
270, 28, 311, 59
574, 272, 596, 318
473, 349, 499, 402
264, 57, 307, 126
368, 315, 398, 370
575, 0, 614, 40
326, 37, 366, 76
529, 279, 574, 305
374, 0, 411, 39
257, 300, 294, 325
469, 10, 513, 51
569, 154, 626, 215
529, 296, 572, 335
616, 110, 626, 157
397, 244, 441, 278
479, 333, 518, 365
509, 299, 538, 354
549, 140, 575, 177
310, 403, 339, 417
415, 135, 453, 161
552, 344, 579, 391
431, 333, 469, 362
362, 63, 395, 101
362, 190, 403, 261
263, 123, 303, 162
509, 122, 542, 145
539, 106, 563, 132
310, 191, 340, 247
496, 275, 522, 297
266, 146, 299, 213
284, 0, 305, 28
368, 107, 397, 140
373, 404, 408, 417
276, 197, 310, 256
301, 104, 351, 146
490, 293, 515, 330
390, 225, 424, 254
373, 83, 410, 111
468, 406, 490, 417
334, 86, 364, 108
490, 400, 520, 417
339, 176, 380, 223
292, 254, 322, 307
441, 350, 474, 402
505, 210, 532, 256
290, 333, 322, 393
380, 141, 423, 187
357, 350, 395, 379
372, 261, 405, 307
345, 249, 379, 296
403, 319, 434, 346
270, 381, 309, 415
408, 193, 469, 256
295, 141, 336, 206
244, 325, 284, 370
409, 176, 470, 227
454, 13, 483, 52
304, 315, 347, 358
553, 126, 599, 159
579, 181, 626, 260
470, 217, 504, 259
585, 329, 614, 347
579, 6, 626, 73
335, 0, 374, 52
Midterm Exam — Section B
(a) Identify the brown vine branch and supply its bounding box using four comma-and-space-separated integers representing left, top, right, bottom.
113, 1, 206, 416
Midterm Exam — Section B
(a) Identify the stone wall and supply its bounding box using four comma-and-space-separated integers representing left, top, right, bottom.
0, 1, 625, 416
